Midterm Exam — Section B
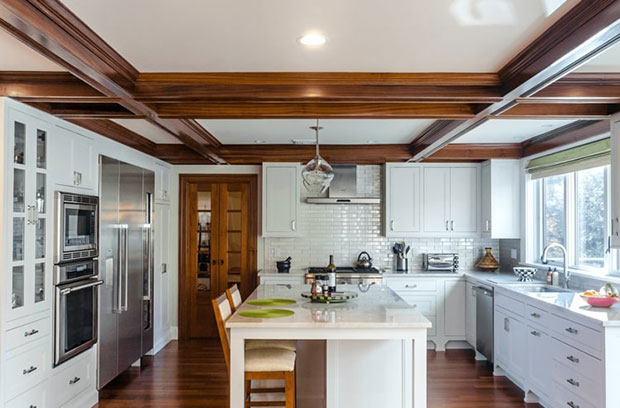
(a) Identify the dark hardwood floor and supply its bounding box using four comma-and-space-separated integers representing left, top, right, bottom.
96, 340, 539, 408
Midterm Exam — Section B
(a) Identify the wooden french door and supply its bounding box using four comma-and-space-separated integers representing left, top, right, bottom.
179, 174, 258, 339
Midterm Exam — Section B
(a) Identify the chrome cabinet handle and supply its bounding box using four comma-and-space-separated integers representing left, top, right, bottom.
23, 366, 37, 375
450, 220, 454, 231
24, 329, 39, 337
390, 220, 395, 231
69, 376, 81, 385
530, 330, 541, 337
291, 219, 296, 231
29, 405, 37, 408
530, 312, 540, 318
566, 378, 580, 387
566, 327, 579, 335
566, 355, 580, 364
445, 220, 449, 231
567, 401, 579, 408
485, 220, 489, 232
405, 284, 417, 288
504, 317, 510, 332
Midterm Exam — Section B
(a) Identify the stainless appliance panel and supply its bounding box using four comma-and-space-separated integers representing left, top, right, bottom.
54, 278, 103, 366
117, 161, 144, 372
423, 253, 459, 272
142, 170, 154, 355
54, 258, 98, 285
55, 192, 98, 263
98, 156, 121, 389
474, 285, 494, 363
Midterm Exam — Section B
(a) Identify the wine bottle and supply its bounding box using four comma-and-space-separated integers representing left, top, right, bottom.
327, 255, 336, 293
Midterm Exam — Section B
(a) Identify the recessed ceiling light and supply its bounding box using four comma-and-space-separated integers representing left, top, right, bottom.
298, 32, 327, 47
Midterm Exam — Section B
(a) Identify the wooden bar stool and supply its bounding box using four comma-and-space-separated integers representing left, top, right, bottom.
213, 293, 296, 408
226, 285, 296, 352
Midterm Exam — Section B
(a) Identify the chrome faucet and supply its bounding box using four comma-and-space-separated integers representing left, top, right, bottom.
541, 243, 570, 289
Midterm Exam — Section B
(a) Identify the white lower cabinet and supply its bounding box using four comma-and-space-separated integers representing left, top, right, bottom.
5, 381, 47, 408
3, 339, 50, 401
494, 288, 620, 408
49, 350, 94, 408
443, 280, 465, 337
465, 282, 476, 347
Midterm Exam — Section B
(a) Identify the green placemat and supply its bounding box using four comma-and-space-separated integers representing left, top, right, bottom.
247, 298, 297, 306
239, 309, 295, 319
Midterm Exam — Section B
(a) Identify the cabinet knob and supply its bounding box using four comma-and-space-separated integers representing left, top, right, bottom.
530, 330, 540, 337
566, 355, 579, 364
565, 327, 578, 335
530, 312, 540, 319
567, 401, 579, 408
566, 378, 580, 387
69, 376, 81, 385
22, 366, 37, 375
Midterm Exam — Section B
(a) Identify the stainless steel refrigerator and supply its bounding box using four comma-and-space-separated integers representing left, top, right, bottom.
98, 156, 154, 389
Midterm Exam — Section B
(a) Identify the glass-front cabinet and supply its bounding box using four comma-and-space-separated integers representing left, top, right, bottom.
5, 109, 52, 320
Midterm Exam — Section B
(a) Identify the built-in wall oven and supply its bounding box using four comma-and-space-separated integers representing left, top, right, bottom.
54, 258, 103, 366
55, 192, 98, 264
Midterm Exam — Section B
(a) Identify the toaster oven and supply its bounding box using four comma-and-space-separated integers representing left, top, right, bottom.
423, 253, 459, 272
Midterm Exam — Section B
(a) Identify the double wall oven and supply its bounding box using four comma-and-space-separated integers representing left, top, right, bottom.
54, 192, 102, 366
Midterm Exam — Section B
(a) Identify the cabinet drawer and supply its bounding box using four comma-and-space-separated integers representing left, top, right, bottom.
50, 353, 93, 407
397, 294, 436, 316
495, 293, 525, 317
552, 360, 602, 407
5, 317, 50, 351
5, 381, 47, 408
525, 304, 550, 327
549, 314, 602, 356
551, 337, 602, 382
386, 279, 437, 292
3, 340, 50, 401
553, 380, 597, 408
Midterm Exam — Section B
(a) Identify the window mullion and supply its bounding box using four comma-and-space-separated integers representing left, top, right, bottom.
566, 173, 577, 268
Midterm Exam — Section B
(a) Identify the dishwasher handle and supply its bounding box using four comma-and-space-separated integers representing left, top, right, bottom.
472, 286, 493, 297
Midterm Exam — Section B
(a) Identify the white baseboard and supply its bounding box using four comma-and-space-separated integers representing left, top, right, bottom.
153, 327, 174, 354
170, 326, 179, 340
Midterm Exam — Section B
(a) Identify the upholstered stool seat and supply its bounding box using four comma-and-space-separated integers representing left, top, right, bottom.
246, 340, 297, 352
245, 348, 296, 372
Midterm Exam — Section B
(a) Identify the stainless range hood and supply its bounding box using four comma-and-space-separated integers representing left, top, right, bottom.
306, 164, 381, 204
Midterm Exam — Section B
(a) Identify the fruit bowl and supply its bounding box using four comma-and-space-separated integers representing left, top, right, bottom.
580, 294, 619, 308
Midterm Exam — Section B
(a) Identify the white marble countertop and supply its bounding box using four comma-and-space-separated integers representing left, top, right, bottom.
226, 284, 432, 329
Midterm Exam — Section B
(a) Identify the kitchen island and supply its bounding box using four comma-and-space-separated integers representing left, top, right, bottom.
226, 284, 432, 408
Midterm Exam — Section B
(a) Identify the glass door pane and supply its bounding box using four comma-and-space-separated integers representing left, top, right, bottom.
35, 218, 46, 259
13, 121, 25, 165
226, 188, 243, 288
35, 263, 45, 303
36, 173, 46, 214
36, 129, 46, 169
197, 190, 212, 295
12, 266, 24, 309
13, 169, 25, 213
13, 218, 25, 261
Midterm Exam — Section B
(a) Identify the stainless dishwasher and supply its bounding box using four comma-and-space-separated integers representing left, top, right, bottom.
473, 285, 494, 363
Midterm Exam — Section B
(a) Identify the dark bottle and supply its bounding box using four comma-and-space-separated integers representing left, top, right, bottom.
327, 255, 336, 293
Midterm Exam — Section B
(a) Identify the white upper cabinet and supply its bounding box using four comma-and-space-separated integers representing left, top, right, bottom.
480, 160, 521, 239
422, 167, 451, 233
155, 162, 171, 202
384, 164, 421, 236
51, 126, 96, 192
610, 113, 620, 247
422, 164, 480, 236
262, 163, 301, 237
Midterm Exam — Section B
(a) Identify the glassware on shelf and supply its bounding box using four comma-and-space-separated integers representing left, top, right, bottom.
13, 169, 25, 213
35, 263, 45, 303
12, 266, 24, 309
36, 129, 46, 169
35, 219, 46, 259
36, 173, 46, 213
13, 122, 25, 165
13, 218, 24, 261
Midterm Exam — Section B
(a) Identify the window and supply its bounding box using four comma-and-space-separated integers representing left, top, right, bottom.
529, 165, 613, 274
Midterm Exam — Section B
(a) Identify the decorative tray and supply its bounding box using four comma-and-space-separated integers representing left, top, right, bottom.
301, 292, 358, 303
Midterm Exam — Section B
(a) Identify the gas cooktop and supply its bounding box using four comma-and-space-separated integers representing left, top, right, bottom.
307, 266, 382, 274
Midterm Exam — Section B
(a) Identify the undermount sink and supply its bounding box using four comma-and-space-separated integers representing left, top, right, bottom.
507, 284, 573, 294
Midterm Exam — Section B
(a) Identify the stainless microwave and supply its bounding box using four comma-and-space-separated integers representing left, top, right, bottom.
55, 192, 99, 264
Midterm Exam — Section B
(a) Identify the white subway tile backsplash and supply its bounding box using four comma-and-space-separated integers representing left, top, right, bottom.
264, 165, 498, 272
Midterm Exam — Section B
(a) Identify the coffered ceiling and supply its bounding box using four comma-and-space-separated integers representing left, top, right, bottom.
0, 0, 618, 164
60, 0, 577, 72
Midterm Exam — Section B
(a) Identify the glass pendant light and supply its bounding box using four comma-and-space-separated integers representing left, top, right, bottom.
302, 119, 334, 193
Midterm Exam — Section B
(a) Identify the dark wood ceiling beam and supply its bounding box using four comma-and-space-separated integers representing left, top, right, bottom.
410, 0, 620, 160
425, 143, 522, 161
498, 103, 617, 119
0, 0, 224, 163
521, 119, 610, 157
153, 102, 481, 119
68, 119, 157, 155
533, 73, 620, 101
0, 71, 103, 98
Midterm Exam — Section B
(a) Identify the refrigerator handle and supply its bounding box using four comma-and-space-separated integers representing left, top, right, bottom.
113, 226, 123, 314
144, 192, 152, 302
122, 226, 129, 312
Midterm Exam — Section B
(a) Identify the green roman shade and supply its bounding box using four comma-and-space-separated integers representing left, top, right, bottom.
526, 138, 611, 179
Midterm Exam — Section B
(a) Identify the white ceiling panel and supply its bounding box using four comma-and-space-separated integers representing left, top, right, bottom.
453, 119, 577, 143
198, 119, 435, 144
61, 0, 577, 72
111, 119, 181, 144
575, 40, 620, 73
0, 28, 64, 71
